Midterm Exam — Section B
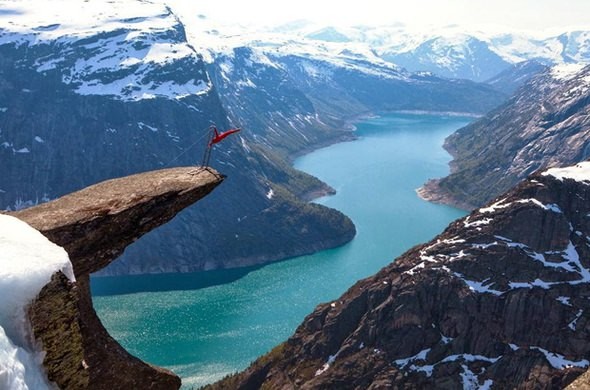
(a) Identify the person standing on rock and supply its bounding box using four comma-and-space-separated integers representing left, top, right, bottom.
202, 125, 241, 167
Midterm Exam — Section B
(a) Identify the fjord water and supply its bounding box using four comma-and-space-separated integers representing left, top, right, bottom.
92, 113, 469, 388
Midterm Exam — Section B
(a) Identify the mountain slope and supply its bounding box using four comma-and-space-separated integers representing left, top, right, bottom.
383, 35, 512, 82
286, 23, 590, 82
0, 1, 508, 275
0, 0, 355, 275
420, 63, 590, 209
209, 162, 590, 389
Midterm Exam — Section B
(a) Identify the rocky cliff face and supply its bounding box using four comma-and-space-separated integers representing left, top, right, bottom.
7, 167, 223, 389
208, 162, 590, 389
421, 63, 590, 209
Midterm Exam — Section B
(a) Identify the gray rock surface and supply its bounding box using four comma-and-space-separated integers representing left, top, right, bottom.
8, 167, 223, 389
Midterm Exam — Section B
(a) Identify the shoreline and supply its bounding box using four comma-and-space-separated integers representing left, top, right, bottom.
416, 179, 474, 211
391, 109, 483, 118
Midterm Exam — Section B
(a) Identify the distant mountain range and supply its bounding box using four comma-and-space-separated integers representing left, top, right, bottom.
275, 23, 590, 82
0, 0, 505, 275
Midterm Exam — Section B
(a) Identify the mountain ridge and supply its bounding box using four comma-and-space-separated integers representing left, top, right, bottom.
420, 63, 590, 209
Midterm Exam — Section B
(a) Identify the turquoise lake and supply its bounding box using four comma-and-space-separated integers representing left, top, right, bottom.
92, 113, 470, 388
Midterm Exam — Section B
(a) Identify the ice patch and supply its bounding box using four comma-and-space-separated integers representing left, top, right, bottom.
514, 198, 563, 213
405, 261, 426, 275
15, 148, 30, 154
460, 364, 490, 390
33, 136, 44, 143
471, 242, 499, 249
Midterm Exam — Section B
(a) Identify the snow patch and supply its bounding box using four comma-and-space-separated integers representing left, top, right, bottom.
0, 214, 74, 389
406, 261, 429, 275
517, 198, 562, 213
568, 309, 583, 331
542, 162, 590, 184
138, 122, 158, 132
266, 189, 274, 200
532, 347, 589, 369
550, 63, 586, 81
463, 216, 493, 228
33, 136, 44, 143
315, 353, 339, 376
454, 273, 503, 296
394, 348, 431, 368
479, 198, 510, 213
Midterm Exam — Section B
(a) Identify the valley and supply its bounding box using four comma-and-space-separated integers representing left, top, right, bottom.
2, 1, 590, 389
92, 113, 468, 388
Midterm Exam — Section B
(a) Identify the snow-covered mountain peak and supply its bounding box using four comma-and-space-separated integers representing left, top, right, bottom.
0, 0, 211, 101
0, 0, 171, 43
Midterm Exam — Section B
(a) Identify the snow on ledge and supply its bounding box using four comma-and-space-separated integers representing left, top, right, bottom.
542, 162, 590, 184
550, 63, 586, 81
0, 214, 74, 389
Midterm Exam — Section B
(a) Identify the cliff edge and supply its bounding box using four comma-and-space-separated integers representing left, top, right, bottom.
7, 166, 223, 389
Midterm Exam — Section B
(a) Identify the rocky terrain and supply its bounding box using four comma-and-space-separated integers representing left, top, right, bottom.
208, 162, 590, 389
5, 166, 222, 389
420, 63, 590, 209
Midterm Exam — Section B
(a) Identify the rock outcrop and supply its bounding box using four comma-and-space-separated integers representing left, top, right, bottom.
7, 166, 223, 389
208, 163, 590, 389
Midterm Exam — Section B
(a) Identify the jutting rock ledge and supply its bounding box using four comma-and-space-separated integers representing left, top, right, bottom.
6, 166, 224, 389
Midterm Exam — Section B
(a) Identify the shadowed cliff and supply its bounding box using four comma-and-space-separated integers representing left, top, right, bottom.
8, 167, 223, 389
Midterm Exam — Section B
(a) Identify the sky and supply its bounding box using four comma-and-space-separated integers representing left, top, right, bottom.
168, 0, 590, 33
